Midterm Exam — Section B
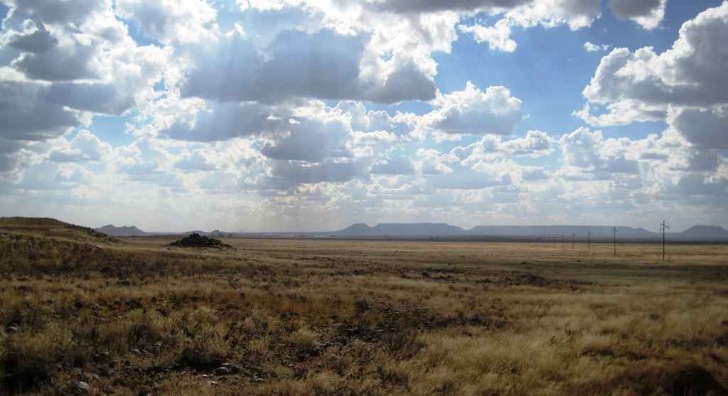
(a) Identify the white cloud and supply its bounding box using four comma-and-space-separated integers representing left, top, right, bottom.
668, 106, 728, 150
459, 20, 516, 52
180, 20, 437, 104
584, 41, 609, 52
371, 157, 416, 175
0, 0, 169, 152
261, 117, 352, 162
116, 0, 219, 44
0, 81, 81, 141
425, 82, 524, 135
608, 0, 667, 30
365, 0, 532, 14
559, 127, 639, 178
266, 159, 365, 188
48, 130, 111, 163
160, 102, 272, 141
0, 0, 724, 230
415, 148, 454, 175
580, 3, 728, 125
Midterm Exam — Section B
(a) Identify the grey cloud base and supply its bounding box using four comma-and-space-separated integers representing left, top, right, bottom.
181, 29, 436, 105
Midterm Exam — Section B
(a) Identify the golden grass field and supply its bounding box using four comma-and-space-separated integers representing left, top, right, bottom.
1, 218, 727, 395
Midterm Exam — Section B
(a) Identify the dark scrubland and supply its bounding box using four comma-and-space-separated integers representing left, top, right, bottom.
0, 218, 727, 395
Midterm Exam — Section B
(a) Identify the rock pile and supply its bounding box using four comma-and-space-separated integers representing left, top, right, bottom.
170, 233, 231, 248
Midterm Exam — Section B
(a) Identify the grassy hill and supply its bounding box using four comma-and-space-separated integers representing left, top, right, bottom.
0, 217, 118, 244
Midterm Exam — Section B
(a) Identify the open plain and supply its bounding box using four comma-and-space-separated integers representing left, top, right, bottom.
1, 218, 727, 395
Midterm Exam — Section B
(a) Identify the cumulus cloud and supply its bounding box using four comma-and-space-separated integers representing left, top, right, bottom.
5, 23, 58, 53
0, 0, 169, 161
458, 20, 516, 52
367, 0, 532, 14
559, 127, 639, 178
175, 150, 218, 171
427, 170, 511, 190
580, 3, 728, 125
182, 28, 436, 104
0, 0, 723, 230
48, 130, 110, 163
426, 82, 523, 135
608, 0, 666, 30
261, 118, 352, 162
160, 102, 271, 141
13, 38, 98, 81
453, 0, 608, 52
371, 157, 416, 175
267, 159, 365, 188
45, 83, 134, 115
416, 148, 454, 175
500, 130, 553, 156
584, 41, 609, 52
668, 106, 728, 150
115, 0, 218, 44
4, 0, 99, 22
453, 130, 555, 174
0, 81, 81, 141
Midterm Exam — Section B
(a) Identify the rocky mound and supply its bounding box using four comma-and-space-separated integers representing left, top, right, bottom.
170, 233, 231, 248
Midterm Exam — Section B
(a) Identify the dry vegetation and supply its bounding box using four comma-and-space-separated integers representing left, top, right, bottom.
1, 218, 727, 395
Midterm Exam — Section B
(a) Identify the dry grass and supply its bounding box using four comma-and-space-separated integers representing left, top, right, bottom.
0, 219, 727, 395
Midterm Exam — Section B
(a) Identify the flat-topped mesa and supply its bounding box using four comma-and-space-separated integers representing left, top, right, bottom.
681, 225, 728, 236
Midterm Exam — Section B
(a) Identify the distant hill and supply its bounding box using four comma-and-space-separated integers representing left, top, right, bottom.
327, 223, 728, 242
0, 217, 117, 243
96, 224, 148, 237
332, 223, 465, 237
679, 225, 728, 240
681, 225, 728, 235
468, 225, 651, 237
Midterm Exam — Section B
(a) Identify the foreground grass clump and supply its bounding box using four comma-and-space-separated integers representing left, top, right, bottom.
0, 218, 727, 394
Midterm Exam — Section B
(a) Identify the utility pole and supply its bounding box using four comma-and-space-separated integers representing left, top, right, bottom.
571, 233, 575, 250
587, 229, 592, 252
613, 226, 617, 256
660, 220, 670, 260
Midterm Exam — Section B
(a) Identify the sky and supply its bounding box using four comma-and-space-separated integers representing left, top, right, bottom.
0, 0, 726, 232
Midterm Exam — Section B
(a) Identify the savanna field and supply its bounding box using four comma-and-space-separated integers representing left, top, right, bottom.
1, 218, 727, 395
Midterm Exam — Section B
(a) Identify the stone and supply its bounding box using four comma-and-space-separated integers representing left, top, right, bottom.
74, 381, 90, 394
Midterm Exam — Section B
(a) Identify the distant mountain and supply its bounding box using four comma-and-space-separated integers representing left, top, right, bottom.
329, 223, 663, 240
468, 225, 651, 237
332, 223, 465, 237
96, 224, 148, 237
335, 223, 374, 237
680, 225, 728, 237
91, 221, 728, 242
681, 225, 728, 235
